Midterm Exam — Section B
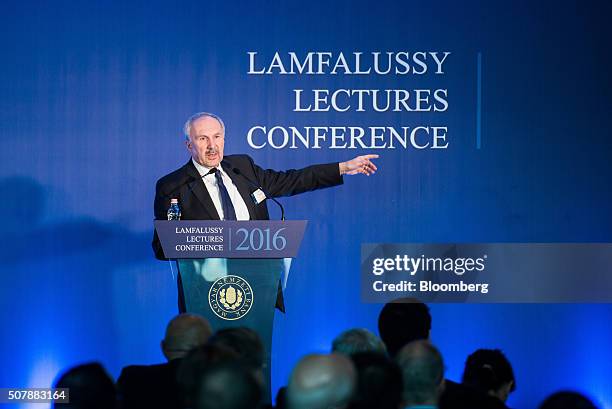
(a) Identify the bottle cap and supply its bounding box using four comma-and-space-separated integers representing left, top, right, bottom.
170, 198, 178, 204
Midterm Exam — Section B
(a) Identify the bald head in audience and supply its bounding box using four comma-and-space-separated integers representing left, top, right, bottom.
396, 340, 445, 408
161, 313, 212, 361
287, 353, 357, 409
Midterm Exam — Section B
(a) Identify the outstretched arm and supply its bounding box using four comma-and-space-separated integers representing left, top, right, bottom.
339, 154, 379, 176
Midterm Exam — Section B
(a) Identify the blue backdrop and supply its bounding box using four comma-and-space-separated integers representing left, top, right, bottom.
1, 1, 611, 408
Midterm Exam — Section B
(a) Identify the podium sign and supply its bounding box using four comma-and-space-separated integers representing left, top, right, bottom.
154, 220, 307, 258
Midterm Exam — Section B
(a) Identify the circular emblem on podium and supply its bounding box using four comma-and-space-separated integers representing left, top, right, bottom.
208, 275, 254, 320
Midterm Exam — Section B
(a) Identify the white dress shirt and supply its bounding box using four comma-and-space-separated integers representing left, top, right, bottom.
192, 158, 251, 220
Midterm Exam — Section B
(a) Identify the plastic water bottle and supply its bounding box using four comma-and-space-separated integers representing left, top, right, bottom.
167, 198, 181, 220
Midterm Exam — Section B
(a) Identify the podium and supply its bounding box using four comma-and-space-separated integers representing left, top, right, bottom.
154, 220, 307, 400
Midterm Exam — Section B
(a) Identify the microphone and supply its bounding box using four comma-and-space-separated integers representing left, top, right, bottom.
232, 167, 286, 221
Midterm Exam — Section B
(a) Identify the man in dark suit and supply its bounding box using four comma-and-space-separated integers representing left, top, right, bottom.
378, 299, 506, 409
152, 112, 379, 311
153, 112, 378, 258
117, 313, 212, 409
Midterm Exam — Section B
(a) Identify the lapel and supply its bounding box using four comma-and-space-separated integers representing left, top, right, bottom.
183, 160, 220, 220
221, 158, 257, 220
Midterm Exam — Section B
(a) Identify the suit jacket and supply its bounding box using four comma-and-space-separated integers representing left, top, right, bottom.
117, 359, 183, 409
440, 380, 509, 409
152, 154, 343, 312
152, 154, 343, 259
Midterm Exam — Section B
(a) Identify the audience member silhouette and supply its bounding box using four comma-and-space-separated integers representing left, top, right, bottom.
162, 313, 213, 360
177, 343, 240, 408
117, 313, 212, 409
208, 326, 268, 397
287, 353, 356, 409
378, 298, 499, 409
462, 349, 516, 404
54, 362, 116, 409
332, 328, 387, 356
378, 297, 431, 357
195, 362, 263, 409
539, 391, 599, 409
396, 340, 445, 409
346, 351, 402, 409
208, 327, 265, 371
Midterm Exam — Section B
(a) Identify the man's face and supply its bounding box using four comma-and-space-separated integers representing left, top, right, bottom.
186, 116, 225, 168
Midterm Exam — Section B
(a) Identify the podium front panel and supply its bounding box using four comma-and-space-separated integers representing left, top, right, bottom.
177, 258, 283, 402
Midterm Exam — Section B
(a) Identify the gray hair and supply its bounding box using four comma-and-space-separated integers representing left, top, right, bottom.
183, 112, 226, 140
396, 340, 444, 406
288, 354, 356, 409
332, 328, 387, 356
